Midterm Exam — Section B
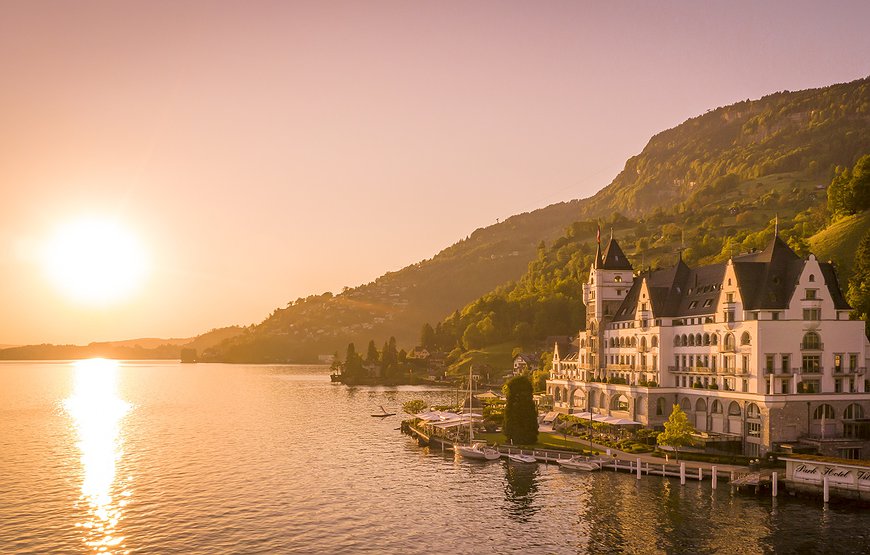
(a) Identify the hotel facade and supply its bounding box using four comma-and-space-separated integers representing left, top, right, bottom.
547, 231, 870, 459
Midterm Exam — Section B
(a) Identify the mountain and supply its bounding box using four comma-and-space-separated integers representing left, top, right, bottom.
202, 76, 869, 363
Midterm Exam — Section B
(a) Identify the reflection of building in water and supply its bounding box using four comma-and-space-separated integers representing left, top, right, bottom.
547, 230, 870, 458
64, 359, 131, 554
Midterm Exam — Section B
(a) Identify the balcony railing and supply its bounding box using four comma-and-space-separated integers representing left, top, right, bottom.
797, 366, 824, 374
800, 343, 824, 351
834, 367, 866, 375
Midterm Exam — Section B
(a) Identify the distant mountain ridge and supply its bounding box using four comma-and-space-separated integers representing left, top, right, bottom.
201, 76, 868, 362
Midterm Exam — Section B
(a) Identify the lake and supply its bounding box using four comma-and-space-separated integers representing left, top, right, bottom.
1, 361, 868, 554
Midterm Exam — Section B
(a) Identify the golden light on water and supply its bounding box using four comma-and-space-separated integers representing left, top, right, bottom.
64, 359, 132, 554
42, 218, 148, 305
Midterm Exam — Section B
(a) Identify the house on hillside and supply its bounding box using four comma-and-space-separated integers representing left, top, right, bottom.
513, 353, 540, 374
547, 228, 870, 459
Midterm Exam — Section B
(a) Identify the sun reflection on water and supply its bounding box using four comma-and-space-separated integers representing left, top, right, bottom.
64, 359, 132, 554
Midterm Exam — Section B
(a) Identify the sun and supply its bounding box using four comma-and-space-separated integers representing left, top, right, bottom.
42, 218, 149, 305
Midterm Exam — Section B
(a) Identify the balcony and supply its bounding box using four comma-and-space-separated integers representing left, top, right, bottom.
834, 367, 866, 375
800, 342, 824, 351
796, 366, 824, 374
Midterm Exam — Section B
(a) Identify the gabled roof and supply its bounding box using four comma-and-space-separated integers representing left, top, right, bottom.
595, 237, 633, 270
607, 233, 850, 320
732, 235, 802, 309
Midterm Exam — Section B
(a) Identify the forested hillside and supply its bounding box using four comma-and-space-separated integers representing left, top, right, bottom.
189, 76, 870, 363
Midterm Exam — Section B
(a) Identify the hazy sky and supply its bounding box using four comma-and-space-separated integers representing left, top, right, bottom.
1, 1, 869, 345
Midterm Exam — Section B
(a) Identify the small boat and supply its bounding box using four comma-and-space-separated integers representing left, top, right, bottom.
456, 442, 501, 461
371, 405, 396, 417
507, 453, 537, 464
558, 456, 601, 472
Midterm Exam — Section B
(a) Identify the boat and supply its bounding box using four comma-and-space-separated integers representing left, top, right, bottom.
507, 453, 537, 464
371, 405, 396, 417
558, 455, 602, 472
455, 368, 500, 461
456, 441, 501, 461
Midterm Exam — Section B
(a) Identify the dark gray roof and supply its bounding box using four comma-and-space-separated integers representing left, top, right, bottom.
608, 234, 851, 320
597, 238, 633, 270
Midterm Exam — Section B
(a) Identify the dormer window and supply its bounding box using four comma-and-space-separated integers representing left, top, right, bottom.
614, 275, 622, 283
809, 274, 815, 282
703, 299, 713, 307
688, 301, 697, 309
726, 293, 734, 303
806, 289, 817, 300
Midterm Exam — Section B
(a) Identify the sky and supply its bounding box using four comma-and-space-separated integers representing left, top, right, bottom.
1, 1, 869, 346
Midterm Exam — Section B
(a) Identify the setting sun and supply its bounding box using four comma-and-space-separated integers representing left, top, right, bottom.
42, 218, 148, 305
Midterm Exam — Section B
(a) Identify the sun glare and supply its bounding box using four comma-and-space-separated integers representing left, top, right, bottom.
42, 218, 148, 305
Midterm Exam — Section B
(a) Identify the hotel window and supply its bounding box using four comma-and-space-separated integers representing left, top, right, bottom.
765, 354, 774, 373
834, 379, 843, 393
834, 354, 843, 373
781, 379, 790, 394
742, 379, 748, 392
802, 308, 821, 321
849, 354, 858, 370
781, 354, 790, 374
801, 355, 821, 373
771, 312, 780, 320
805, 289, 817, 300
802, 380, 821, 394
747, 422, 761, 438
726, 292, 734, 303
801, 332, 822, 350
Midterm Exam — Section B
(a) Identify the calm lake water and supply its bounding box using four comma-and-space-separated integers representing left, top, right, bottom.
1, 361, 868, 554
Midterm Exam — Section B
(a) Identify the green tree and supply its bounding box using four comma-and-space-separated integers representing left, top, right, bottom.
847, 228, 870, 338
530, 369, 549, 393
656, 404, 695, 459
503, 375, 538, 445
365, 340, 379, 364
462, 323, 484, 350
402, 399, 427, 415
420, 323, 435, 350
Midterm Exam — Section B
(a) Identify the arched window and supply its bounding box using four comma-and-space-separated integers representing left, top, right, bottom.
610, 338, 616, 348
711, 400, 723, 414
656, 398, 666, 416
844, 404, 864, 419
611, 394, 630, 411
674, 336, 681, 347
812, 404, 835, 420
631, 337, 637, 347
651, 336, 658, 348
695, 334, 702, 346
746, 403, 760, 419
724, 334, 735, 351
695, 398, 707, 412
740, 332, 751, 346
640, 337, 647, 350
680, 398, 692, 411
712, 334, 718, 345
728, 402, 741, 416
614, 275, 622, 283
688, 335, 695, 346
681, 334, 688, 347
703, 333, 710, 346
802, 332, 821, 350
809, 274, 815, 283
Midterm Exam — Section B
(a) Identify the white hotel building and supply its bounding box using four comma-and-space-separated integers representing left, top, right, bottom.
547, 231, 870, 458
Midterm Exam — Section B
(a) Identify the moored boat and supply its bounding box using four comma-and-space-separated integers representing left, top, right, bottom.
456, 442, 501, 461
558, 456, 601, 472
507, 453, 537, 464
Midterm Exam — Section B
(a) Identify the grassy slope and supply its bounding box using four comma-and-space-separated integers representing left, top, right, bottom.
808, 210, 870, 279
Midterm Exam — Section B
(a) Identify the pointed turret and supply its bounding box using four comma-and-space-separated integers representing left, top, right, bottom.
599, 237, 633, 270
